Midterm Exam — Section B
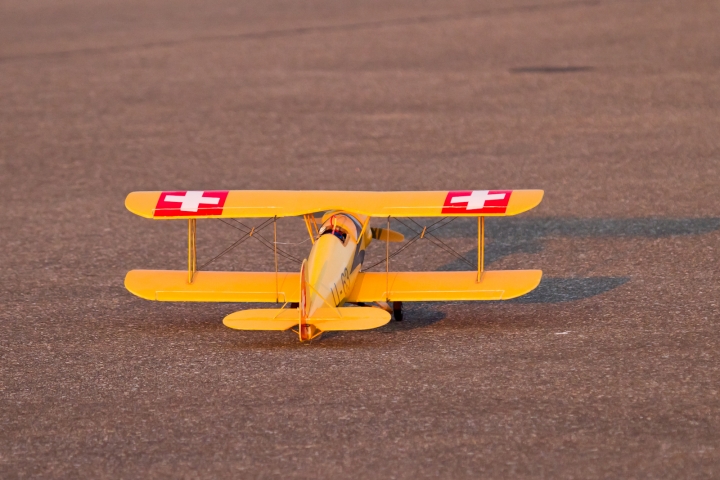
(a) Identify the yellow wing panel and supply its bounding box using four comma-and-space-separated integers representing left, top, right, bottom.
125, 270, 300, 303
125, 270, 541, 303
347, 270, 542, 302
125, 190, 543, 219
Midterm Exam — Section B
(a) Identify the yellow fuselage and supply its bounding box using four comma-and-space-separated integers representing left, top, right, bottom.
304, 212, 371, 317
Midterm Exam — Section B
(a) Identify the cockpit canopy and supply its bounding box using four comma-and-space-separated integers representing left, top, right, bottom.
317, 213, 359, 245
319, 225, 348, 243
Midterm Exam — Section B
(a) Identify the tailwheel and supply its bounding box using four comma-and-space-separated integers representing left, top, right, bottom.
393, 301, 404, 321
296, 323, 322, 341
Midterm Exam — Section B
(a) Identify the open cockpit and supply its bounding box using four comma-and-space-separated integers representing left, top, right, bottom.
317, 213, 360, 245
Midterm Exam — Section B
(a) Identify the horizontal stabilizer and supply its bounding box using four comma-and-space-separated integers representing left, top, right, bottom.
371, 227, 404, 242
223, 309, 298, 330
223, 307, 391, 331
308, 307, 391, 331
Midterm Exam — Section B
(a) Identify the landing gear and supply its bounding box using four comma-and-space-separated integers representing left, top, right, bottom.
299, 323, 320, 341
393, 301, 404, 321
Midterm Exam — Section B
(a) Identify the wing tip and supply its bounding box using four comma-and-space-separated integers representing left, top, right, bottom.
125, 191, 158, 218
506, 189, 544, 216
124, 270, 157, 300
500, 269, 543, 300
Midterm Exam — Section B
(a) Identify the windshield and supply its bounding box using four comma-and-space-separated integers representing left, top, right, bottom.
319, 226, 348, 243
318, 214, 357, 244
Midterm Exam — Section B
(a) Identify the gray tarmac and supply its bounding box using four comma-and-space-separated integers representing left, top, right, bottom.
1, 0, 720, 478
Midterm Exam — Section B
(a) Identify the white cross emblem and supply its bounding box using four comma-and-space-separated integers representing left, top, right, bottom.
450, 190, 506, 210
163, 191, 220, 212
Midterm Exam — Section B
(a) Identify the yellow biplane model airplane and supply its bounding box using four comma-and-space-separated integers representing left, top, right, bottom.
125, 189, 543, 341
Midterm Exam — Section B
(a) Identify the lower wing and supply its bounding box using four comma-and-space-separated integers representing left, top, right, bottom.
125, 270, 300, 302
125, 269, 541, 303
348, 270, 541, 302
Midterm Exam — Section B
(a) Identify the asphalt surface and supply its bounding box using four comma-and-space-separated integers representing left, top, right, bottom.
2, 0, 720, 478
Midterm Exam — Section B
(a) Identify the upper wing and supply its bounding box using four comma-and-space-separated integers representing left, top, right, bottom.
125, 189, 543, 219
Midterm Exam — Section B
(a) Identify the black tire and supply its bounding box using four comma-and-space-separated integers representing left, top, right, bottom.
393, 301, 403, 321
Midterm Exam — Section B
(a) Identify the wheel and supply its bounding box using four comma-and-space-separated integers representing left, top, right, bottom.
393, 301, 403, 321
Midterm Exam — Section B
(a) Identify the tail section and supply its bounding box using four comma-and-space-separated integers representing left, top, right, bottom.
298, 259, 320, 341
223, 259, 391, 340
370, 227, 404, 242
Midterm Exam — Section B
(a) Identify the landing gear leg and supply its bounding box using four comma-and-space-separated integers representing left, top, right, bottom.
393, 301, 404, 321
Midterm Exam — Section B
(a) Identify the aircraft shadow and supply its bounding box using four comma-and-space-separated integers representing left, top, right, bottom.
372, 217, 720, 305
417, 216, 720, 268
505, 276, 629, 304
336, 275, 630, 336
126, 217, 717, 344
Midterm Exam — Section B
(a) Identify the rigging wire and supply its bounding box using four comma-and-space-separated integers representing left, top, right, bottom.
362, 216, 474, 271
402, 217, 475, 269
197, 217, 274, 271
362, 231, 423, 271
199, 215, 473, 272
216, 218, 303, 265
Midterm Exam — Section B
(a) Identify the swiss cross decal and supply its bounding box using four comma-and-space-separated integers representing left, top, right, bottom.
153, 191, 229, 217
441, 190, 512, 214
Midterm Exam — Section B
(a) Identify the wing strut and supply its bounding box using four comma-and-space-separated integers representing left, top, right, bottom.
273, 216, 279, 303
477, 217, 485, 282
303, 214, 318, 244
386, 216, 390, 301
356, 216, 370, 244
188, 219, 197, 283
